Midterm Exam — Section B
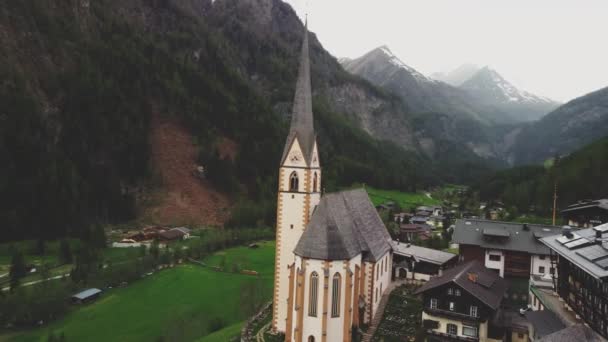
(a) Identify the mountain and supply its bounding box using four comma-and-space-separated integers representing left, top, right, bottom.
341, 46, 521, 162
431, 63, 480, 86
475, 136, 608, 215
460, 66, 560, 122
2, 0, 497, 241
506, 86, 608, 165
342, 46, 500, 124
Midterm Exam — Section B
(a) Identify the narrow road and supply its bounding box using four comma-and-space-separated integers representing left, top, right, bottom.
1, 273, 70, 292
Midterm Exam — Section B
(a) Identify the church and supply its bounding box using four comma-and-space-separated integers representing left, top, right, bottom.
271, 22, 394, 342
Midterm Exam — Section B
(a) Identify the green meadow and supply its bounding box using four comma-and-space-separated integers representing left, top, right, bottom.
4, 241, 276, 342
364, 186, 441, 210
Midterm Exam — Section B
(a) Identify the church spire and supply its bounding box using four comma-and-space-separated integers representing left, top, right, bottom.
281, 21, 315, 165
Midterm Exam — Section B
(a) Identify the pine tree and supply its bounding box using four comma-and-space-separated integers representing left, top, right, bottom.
9, 249, 27, 291
59, 239, 72, 264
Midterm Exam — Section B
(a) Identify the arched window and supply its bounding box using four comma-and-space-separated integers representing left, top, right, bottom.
313, 172, 318, 192
308, 272, 319, 317
308, 336, 315, 342
331, 273, 341, 317
375, 288, 379, 303
289, 172, 299, 192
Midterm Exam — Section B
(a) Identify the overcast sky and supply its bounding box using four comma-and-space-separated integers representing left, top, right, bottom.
284, 0, 608, 102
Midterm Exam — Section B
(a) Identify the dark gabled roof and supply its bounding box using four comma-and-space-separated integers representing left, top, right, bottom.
280, 21, 316, 166
453, 219, 562, 255
159, 229, 186, 240
537, 324, 605, 342
294, 189, 392, 262
414, 260, 507, 310
524, 310, 565, 338
561, 199, 608, 213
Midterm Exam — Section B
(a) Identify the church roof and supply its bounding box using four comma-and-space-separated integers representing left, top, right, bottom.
280, 21, 316, 166
293, 189, 393, 261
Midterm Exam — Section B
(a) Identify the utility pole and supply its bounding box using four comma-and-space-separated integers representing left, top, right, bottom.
552, 181, 558, 226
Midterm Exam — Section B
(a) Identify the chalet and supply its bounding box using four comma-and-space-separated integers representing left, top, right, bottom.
415, 261, 507, 341
453, 219, 561, 278
400, 223, 433, 242
540, 223, 608, 339
561, 199, 608, 228
411, 216, 431, 225
392, 242, 457, 281
418, 205, 443, 217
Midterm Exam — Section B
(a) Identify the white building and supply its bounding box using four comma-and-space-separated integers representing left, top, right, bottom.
271, 23, 394, 342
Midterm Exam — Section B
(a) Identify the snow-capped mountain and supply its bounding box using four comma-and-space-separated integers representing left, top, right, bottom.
431, 64, 480, 86
460, 66, 560, 121
341, 46, 512, 125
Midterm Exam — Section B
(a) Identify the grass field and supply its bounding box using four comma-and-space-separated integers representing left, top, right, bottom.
5, 241, 275, 342
364, 186, 441, 210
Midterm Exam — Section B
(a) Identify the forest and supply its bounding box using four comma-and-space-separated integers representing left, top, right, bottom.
1, 0, 480, 242
474, 137, 608, 215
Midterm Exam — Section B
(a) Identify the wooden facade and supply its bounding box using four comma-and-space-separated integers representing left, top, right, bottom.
460, 244, 532, 278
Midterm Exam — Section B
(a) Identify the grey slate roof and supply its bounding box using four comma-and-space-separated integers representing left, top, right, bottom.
392, 242, 457, 265
294, 189, 392, 261
280, 21, 316, 166
524, 310, 565, 338
540, 224, 608, 279
414, 260, 507, 310
537, 324, 606, 342
453, 219, 562, 255
561, 198, 608, 213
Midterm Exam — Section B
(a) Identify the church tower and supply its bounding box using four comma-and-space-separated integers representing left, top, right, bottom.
272, 22, 322, 333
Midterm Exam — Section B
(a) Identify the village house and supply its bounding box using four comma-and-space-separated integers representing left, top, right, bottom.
399, 223, 433, 242
392, 242, 457, 281
158, 227, 191, 242
414, 261, 507, 342
452, 219, 561, 279
540, 223, 608, 339
561, 198, 608, 228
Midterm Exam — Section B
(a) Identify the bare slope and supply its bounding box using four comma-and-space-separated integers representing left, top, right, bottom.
142, 114, 231, 226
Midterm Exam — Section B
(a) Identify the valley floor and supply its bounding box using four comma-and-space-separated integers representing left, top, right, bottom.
2, 241, 275, 342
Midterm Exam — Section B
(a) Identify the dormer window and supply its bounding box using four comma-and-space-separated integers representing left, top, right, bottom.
290, 172, 299, 192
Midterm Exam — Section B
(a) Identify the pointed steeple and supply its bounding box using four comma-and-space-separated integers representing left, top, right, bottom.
281, 20, 315, 165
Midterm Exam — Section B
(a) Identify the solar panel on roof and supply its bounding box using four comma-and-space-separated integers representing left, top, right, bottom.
557, 234, 581, 245
564, 238, 592, 249
594, 258, 608, 270
594, 225, 608, 233
576, 245, 608, 262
